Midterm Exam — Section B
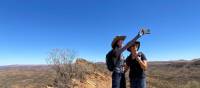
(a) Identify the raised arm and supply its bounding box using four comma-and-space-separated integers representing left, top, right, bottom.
118, 34, 141, 54
118, 29, 150, 54
115, 29, 150, 57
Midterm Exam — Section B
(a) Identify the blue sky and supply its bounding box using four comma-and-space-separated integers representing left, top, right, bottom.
0, 0, 200, 65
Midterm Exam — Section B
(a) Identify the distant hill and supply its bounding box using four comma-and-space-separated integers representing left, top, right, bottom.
0, 58, 199, 88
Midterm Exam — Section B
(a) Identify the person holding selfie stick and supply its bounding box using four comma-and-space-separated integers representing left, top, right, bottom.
106, 29, 150, 88
125, 41, 148, 88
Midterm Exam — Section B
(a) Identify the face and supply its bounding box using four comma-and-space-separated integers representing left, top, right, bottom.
130, 44, 138, 54
117, 40, 123, 48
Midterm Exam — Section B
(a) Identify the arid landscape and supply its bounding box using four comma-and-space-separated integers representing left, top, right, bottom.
0, 58, 199, 88
1, 0, 200, 88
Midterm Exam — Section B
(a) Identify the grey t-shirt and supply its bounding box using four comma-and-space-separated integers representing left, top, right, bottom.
112, 35, 140, 73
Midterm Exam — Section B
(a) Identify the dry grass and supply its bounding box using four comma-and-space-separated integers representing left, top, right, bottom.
147, 59, 200, 88
0, 65, 54, 88
0, 59, 199, 88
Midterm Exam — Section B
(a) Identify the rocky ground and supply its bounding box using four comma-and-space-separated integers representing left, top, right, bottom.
0, 58, 200, 88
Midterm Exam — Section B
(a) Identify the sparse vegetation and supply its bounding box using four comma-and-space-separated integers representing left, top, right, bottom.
0, 58, 199, 88
46, 49, 85, 88
147, 59, 200, 88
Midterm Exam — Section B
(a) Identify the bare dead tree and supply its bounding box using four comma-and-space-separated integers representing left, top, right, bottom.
46, 48, 77, 88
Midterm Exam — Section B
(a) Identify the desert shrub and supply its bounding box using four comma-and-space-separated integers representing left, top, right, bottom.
94, 63, 110, 75
46, 49, 78, 88
183, 81, 200, 88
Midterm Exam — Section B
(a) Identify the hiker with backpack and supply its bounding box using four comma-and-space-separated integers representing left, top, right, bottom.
107, 35, 127, 88
106, 29, 150, 88
125, 41, 148, 88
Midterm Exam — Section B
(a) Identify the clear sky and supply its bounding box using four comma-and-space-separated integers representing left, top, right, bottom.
0, 0, 200, 65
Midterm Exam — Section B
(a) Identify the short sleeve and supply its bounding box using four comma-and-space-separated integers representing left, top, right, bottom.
141, 52, 147, 61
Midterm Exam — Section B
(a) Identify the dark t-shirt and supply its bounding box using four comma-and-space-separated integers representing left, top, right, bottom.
126, 52, 147, 79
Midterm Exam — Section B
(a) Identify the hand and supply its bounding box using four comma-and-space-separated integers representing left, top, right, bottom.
138, 29, 144, 36
138, 28, 150, 36
124, 64, 129, 73
136, 55, 142, 62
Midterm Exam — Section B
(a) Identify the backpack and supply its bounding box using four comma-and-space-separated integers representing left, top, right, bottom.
106, 50, 116, 71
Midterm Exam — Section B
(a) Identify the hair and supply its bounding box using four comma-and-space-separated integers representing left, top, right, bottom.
112, 40, 120, 49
